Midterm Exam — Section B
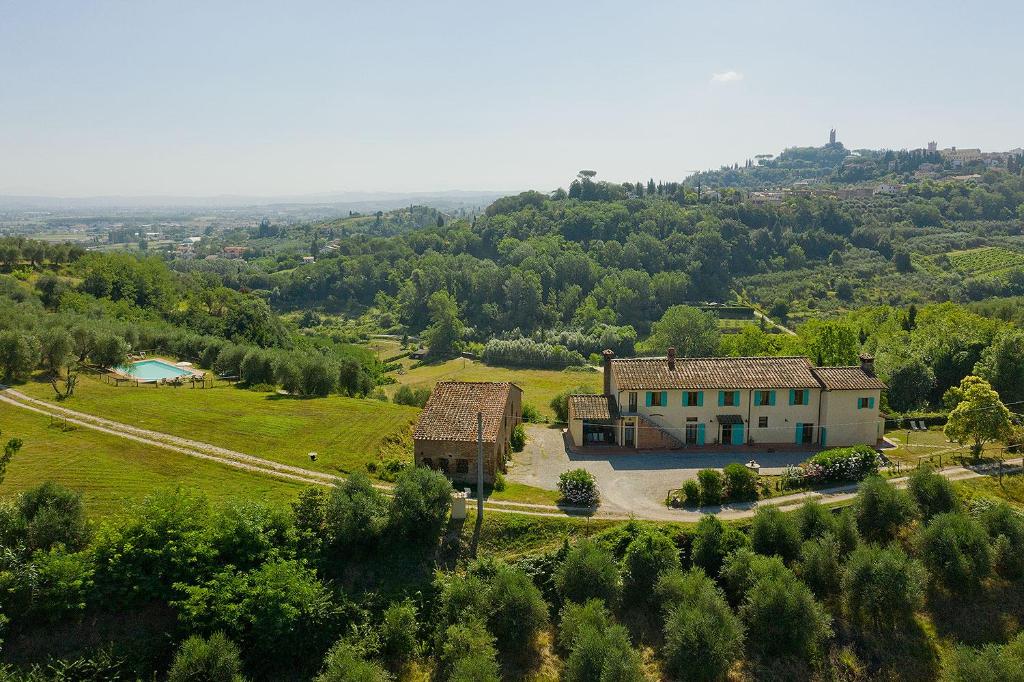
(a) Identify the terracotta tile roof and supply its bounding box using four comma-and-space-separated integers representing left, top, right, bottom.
413, 381, 519, 443
813, 366, 887, 391
612, 356, 822, 390
568, 394, 619, 420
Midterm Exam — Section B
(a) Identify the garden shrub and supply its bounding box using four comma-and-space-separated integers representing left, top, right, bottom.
510, 423, 526, 452
802, 445, 878, 484
682, 480, 701, 507
558, 468, 599, 506
521, 403, 541, 423
697, 469, 724, 506
724, 462, 758, 501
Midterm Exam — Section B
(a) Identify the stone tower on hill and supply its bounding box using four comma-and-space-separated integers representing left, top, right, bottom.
829, 128, 837, 145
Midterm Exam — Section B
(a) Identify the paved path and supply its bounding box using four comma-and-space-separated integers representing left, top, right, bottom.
509, 425, 809, 517
3, 387, 1020, 522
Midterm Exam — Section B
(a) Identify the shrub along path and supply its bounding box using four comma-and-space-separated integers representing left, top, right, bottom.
2, 385, 1020, 521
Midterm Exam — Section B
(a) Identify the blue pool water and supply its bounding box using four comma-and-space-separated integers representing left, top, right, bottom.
119, 359, 192, 381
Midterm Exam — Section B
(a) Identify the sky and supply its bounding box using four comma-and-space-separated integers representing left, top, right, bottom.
1, 0, 1022, 198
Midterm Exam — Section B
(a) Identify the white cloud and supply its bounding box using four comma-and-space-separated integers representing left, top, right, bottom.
711, 70, 744, 83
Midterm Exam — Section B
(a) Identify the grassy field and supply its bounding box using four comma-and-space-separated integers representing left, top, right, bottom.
15, 374, 421, 478
0, 402, 306, 517
386, 358, 601, 420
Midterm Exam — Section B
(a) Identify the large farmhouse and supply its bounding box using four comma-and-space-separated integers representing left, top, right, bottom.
567, 350, 884, 450
413, 381, 522, 484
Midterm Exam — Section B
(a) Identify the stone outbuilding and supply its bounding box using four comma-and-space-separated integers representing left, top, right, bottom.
412, 381, 522, 484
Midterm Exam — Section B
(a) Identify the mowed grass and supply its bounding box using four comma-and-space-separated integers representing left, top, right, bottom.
0, 402, 307, 517
386, 358, 601, 420
15, 374, 421, 477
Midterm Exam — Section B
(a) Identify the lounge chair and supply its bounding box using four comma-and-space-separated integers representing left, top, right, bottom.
917, 420, 928, 431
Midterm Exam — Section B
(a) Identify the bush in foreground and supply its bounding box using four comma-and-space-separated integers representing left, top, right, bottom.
841, 544, 926, 630
316, 641, 392, 682
908, 465, 960, 520
622, 529, 681, 602
558, 468, 599, 506
723, 462, 758, 501
554, 538, 621, 606
167, 632, 246, 682
854, 475, 918, 543
697, 469, 724, 506
750, 506, 802, 562
918, 512, 992, 590
660, 569, 745, 682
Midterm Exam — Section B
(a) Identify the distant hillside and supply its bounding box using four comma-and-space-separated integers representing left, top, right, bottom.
686, 142, 946, 189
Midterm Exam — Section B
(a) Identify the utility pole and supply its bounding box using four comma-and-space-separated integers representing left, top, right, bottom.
477, 412, 484, 519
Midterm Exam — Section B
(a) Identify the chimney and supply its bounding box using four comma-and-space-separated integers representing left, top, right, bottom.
602, 349, 615, 396
859, 353, 875, 377
667, 347, 676, 371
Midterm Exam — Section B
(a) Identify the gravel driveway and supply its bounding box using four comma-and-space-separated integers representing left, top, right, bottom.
508, 425, 809, 517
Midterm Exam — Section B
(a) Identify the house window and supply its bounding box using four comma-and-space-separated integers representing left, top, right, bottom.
791, 389, 808, 406
650, 391, 664, 407
722, 391, 737, 407
758, 390, 772, 405
758, 416, 768, 429
455, 459, 469, 474
857, 397, 876, 409
685, 391, 702, 407
628, 392, 637, 412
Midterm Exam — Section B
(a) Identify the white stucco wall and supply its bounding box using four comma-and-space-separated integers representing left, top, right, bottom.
615, 387, 823, 446
819, 389, 883, 446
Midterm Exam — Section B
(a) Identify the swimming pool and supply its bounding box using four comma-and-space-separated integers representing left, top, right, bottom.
118, 359, 194, 382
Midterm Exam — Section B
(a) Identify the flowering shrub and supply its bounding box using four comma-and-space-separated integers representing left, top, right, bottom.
558, 468, 600, 507
802, 445, 878, 484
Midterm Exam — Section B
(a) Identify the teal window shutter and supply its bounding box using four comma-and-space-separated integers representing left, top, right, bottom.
718, 391, 725, 407
869, 397, 875, 409
734, 391, 740, 407
645, 392, 652, 407
697, 391, 704, 407
795, 423, 803, 444
697, 423, 705, 445
820, 427, 827, 447
789, 389, 796, 405
661, 391, 668, 407
754, 391, 761, 406
769, 390, 776, 406
733, 424, 744, 446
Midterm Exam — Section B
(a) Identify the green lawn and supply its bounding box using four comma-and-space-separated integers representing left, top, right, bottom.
15, 373, 421, 478
386, 358, 601, 420
0, 402, 307, 517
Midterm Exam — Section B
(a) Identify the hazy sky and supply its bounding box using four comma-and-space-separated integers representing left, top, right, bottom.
2, 1, 1021, 197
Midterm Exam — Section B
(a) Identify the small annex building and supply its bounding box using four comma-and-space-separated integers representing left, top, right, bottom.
413, 381, 522, 484
567, 349, 885, 450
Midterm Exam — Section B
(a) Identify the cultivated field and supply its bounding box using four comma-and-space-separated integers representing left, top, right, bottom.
14, 374, 421, 478
385, 358, 602, 419
0, 402, 306, 516
938, 246, 1024, 279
